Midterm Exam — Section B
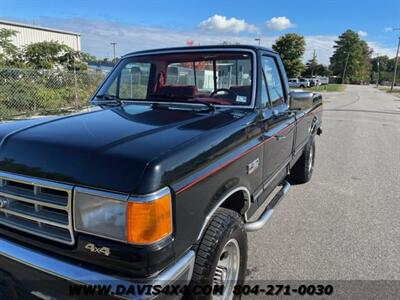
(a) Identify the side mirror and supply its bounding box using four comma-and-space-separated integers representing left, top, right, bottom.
289, 91, 322, 110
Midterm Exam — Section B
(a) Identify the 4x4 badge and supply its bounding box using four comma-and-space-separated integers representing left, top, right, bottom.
85, 243, 111, 256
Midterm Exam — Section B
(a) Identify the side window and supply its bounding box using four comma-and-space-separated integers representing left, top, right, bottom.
262, 56, 285, 106
216, 59, 252, 89
261, 73, 270, 108
106, 63, 151, 99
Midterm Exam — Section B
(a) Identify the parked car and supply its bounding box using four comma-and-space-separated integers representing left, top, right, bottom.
288, 77, 310, 88
316, 76, 329, 85
300, 78, 313, 87
0, 45, 323, 299
308, 78, 322, 87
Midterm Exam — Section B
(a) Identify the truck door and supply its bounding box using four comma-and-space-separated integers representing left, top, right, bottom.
260, 55, 295, 189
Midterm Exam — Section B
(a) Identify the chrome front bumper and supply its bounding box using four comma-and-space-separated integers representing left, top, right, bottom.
0, 237, 195, 299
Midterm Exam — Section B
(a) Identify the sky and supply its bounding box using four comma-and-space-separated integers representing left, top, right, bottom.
1, 0, 399, 64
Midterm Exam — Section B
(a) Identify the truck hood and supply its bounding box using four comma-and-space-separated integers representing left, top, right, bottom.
0, 104, 244, 194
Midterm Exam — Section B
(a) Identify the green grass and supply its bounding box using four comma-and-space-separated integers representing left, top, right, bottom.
378, 86, 400, 94
307, 84, 346, 92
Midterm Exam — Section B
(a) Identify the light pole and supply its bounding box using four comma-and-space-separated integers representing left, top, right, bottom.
342, 51, 350, 84
374, 53, 381, 88
390, 28, 400, 92
376, 60, 380, 88
254, 38, 261, 46
110, 42, 117, 62
311, 49, 316, 77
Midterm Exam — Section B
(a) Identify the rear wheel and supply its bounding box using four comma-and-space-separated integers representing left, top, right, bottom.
188, 208, 247, 299
290, 137, 315, 183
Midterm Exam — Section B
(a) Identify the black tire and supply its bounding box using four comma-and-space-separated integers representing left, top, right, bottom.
187, 208, 247, 299
299, 85, 305, 88
290, 137, 315, 183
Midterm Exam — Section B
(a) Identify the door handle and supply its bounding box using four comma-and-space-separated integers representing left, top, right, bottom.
275, 135, 287, 140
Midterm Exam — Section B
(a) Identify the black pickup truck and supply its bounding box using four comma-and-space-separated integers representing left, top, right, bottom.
0, 45, 322, 299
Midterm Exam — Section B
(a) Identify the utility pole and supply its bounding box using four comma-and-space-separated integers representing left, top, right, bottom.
390, 29, 400, 91
342, 52, 350, 84
110, 42, 117, 62
374, 53, 381, 88
311, 49, 316, 77
254, 38, 261, 46
376, 60, 380, 88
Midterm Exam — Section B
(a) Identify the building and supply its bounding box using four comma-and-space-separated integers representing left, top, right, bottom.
0, 19, 80, 51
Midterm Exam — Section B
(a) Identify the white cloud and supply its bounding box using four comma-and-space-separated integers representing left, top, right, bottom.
265, 17, 295, 31
198, 14, 257, 33
19, 17, 397, 65
367, 41, 397, 58
303, 35, 337, 64
384, 27, 393, 32
358, 30, 368, 37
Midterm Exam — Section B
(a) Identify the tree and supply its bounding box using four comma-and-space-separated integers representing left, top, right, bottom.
303, 64, 330, 77
81, 52, 97, 63
387, 57, 398, 72
23, 41, 87, 70
371, 55, 389, 73
302, 52, 331, 77
314, 64, 331, 76
272, 33, 305, 78
24, 41, 69, 69
58, 49, 88, 71
100, 58, 112, 64
360, 40, 373, 81
330, 29, 372, 83
305, 51, 318, 76
370, 56, 400, 83
0, 29, 18, 65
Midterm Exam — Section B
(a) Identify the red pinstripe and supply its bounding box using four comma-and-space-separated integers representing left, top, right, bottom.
175, 121, 297, 195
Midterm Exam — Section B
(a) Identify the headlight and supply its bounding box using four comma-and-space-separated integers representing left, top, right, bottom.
74, 187, 172, 244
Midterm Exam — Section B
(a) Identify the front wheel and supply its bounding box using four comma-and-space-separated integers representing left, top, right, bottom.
188, 208, 248, 299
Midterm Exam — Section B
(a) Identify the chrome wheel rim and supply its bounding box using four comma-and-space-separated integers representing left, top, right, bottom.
212, 239, 240, 300
308, 144, 314, 173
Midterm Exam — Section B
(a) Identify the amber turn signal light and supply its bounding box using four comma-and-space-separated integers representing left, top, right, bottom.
126, 190, 172, 244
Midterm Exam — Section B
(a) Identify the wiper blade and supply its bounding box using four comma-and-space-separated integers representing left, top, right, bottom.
151, 96, 215, 111
150, 100, 214, 112
96, 94, 121, 100
95, 94, 122, 105
189, 99, 215, 111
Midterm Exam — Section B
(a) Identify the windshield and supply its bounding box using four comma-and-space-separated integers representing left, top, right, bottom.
95, 51, 254, 107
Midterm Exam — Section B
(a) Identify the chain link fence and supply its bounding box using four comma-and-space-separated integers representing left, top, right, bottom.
0, 68, 109, 120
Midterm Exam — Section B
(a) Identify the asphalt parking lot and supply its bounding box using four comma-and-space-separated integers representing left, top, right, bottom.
247, 85, 400, 281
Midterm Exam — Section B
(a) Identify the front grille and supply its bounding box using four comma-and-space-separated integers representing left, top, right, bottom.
0, 172, 74, 245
